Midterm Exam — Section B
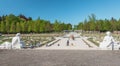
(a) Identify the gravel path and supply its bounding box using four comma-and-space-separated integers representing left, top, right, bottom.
38, 37, 99, 50
0, 50, 120, 66
49, 38, 89, 48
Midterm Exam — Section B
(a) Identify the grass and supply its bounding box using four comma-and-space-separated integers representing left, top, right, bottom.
83, 33, 120, 47
88, 38, 99, 46
82, 39, 92, 47
0, 34, 56, 46
0, 36, 12, 45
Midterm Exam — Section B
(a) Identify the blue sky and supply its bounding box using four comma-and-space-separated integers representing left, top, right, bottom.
0, 0, 120, 25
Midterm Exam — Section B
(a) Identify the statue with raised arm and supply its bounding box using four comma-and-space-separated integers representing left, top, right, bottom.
99, 31, 115, 49
11, 33, 21, 49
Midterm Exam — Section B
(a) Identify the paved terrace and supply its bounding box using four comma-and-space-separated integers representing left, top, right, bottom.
0, 50, 120, 66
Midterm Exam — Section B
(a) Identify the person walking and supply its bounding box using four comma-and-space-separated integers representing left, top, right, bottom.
67, 40, 69, 46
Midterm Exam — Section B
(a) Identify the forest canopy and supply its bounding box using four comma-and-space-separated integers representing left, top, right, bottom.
0, 14, 72, 33
77, 14, 120, 32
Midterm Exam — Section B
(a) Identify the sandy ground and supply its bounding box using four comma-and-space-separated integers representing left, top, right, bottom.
0, 50, 120, 66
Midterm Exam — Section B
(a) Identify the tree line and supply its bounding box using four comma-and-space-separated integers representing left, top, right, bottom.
0, 14, 72, 34
77, 14, 120, 32
1, 13, 119, 34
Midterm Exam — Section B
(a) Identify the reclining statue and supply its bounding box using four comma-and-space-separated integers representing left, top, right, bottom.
0, 42, 11, 49
99, 31, 115, 49
11, 33, 21, 49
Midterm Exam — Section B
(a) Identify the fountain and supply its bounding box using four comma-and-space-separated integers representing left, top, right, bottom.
70, 34, 75, 40
64, 32, 80, 38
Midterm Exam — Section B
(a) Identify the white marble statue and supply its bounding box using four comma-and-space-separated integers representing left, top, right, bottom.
99, 31, 115, 49
0, 42, 11, 49
11, 33, 21, 49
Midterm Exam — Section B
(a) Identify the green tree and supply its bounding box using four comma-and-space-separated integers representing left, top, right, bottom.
20, 21, 25, 33
88, 14, 96, 31
16, 22, 21, 33
1, 21, 6, 33
53, 20, 60, 32
10, 22, 16, 33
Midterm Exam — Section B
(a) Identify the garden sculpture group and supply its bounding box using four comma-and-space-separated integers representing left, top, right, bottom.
0, 32, 120, 50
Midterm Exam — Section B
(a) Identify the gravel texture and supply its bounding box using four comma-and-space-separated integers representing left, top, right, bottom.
0, 50, 120, 66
